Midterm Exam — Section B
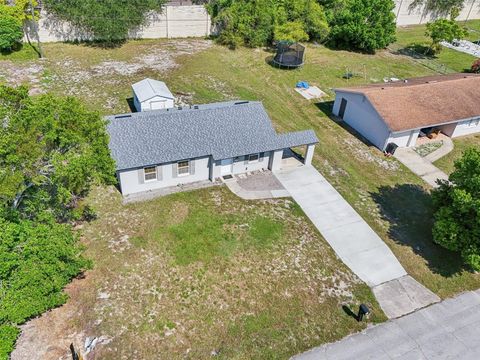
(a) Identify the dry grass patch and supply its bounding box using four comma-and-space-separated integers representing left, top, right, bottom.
16, 186, 384, 359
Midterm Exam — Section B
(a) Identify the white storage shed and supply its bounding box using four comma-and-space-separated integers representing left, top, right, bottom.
132, 78, 175, 112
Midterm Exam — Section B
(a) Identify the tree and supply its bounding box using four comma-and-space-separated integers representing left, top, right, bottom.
0, 217, 89, 358
409, 0, 466, 18
0, 0, 42, 55
425, 18, 467, 54
472, 59, 480, 73
0, 85, 116, 221
0, 86, 113, 358
43, 0, 167, 45
327, 0, 397, 53
208, 0, 329, 48
274, 21, 309, 42
432, 148, 480, 271
0, 14, 23, 51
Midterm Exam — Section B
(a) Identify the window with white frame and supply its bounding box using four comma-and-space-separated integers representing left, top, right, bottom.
248, 153, 259, 163
144, 166, 157, 181
177, 160, 190, 176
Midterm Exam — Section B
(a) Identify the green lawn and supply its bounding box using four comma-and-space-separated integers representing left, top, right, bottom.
394, 20, 479, 73
75, 186, 384, 359
435, 134, 480, 174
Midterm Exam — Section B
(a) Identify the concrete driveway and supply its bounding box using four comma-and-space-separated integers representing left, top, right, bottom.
275, 166, 439, 318
275, 165, 406, 287
293, 289, 480, 360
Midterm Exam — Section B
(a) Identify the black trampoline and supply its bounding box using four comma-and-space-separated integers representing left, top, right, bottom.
272, 42, 305, 68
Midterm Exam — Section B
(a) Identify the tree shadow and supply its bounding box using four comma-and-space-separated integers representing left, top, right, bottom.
371, 184, 468, 277
392, 44, 436, 60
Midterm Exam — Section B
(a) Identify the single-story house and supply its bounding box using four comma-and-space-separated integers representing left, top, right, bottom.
332, 74, 480, 151
107, 101, 318, 196
132, 78, 175, 112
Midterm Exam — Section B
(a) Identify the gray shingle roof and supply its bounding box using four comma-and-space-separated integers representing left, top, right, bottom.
107, 101, 318, 171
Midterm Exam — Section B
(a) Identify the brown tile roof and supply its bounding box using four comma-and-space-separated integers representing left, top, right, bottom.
335, 74, 480, 132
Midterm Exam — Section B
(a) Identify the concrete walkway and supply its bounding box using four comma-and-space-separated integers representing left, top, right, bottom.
394, 148, 449, 188
424, 136, 454, 163
224, 171, 290, 200
275, 166, 439, 318
293, 289, 480, 360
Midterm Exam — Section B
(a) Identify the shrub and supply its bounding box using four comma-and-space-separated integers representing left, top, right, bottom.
472, 59, 480, 73
0, 325, 20, 360
43, 0, 167, 45
432, 148, 480, 271
425, 18, 467, 54
0, 14, 23, 51
274, 21, 309, 42
326, 0, 397, 53
209, 0, 329, 48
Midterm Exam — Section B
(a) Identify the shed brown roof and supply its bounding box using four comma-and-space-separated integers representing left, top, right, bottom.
335, 74, 480, 132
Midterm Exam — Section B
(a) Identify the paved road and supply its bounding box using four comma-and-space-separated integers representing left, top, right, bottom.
275, 166, 439, 318
394, 148, 449, 188
293, 289, 480, 360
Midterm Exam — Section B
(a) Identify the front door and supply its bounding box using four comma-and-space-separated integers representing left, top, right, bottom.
220, 158, 233, 175
338, 98, 348, 119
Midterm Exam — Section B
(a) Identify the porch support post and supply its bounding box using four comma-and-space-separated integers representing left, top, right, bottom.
304, 144, 315, 166
209, 157, 217, 181
269, 150, 283, 172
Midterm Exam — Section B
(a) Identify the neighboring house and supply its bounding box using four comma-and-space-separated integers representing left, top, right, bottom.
107, 101, 318, 196
332, 74, 480, 151
132, 78, 175, 112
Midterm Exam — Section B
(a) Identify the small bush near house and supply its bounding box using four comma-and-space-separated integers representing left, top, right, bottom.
472, 59, 480, 73
432, 148, 480, 271
0, 14, 23, 51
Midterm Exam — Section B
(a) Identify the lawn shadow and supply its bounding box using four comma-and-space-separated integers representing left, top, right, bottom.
315, 101, 378, 149
371, 184, 467, 277
126, 97, 137, 112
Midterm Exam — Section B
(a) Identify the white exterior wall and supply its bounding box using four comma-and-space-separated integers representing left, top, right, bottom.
386, 129, 421, 148
211, 153, 272, 179
452, 118, 480, 137
119, 152, 273, 195
118, 156, 210, 195
394, 0, 480, 26
333, 92, 391, 150
139, 96, 175, 111
30, 5, 211, 43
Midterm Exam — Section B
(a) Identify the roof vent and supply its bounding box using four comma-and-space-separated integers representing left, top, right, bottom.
115, 114, 132, 119
234, 101, 249, 105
